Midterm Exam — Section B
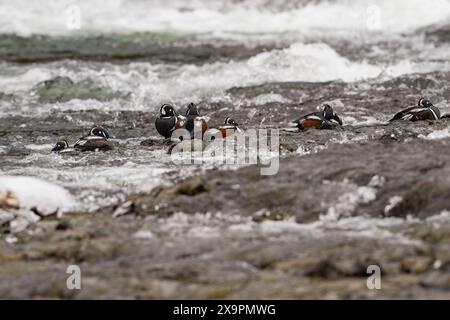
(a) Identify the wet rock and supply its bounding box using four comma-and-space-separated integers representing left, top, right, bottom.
55, 220, 72, 231
2, 70, 450, 299
168, 139, 204, 154
121, 136, 450, 221
401, 256, 432, 274
9, 217, 30, 234
420, 271, 450, 290
0, 191, 20, 209
425, 23, 450, 43
0, 211, 15, 225
112, 201, 136, 218
174, 178, 213, 196
0, 211, 14, 234
140, 137, 175, 147
252, 210, 293, 222
34, 76, 126, 103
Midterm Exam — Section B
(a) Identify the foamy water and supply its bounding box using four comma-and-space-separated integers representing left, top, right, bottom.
1, 41, 449, 116
1, 0, 450, 36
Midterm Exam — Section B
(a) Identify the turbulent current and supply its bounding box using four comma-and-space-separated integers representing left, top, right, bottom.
1, 0, 450, 299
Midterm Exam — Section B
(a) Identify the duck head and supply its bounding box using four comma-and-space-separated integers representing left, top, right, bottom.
418, 98, 433, 108
52, 139, 69, 152
224, 117, 239, 127
323, 104, 343, 125
160, 104, 177, 117
90, 126, 110, 139
322, 104, 335, 120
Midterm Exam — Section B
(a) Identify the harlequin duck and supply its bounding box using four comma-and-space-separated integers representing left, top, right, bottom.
184, 102, 208, 138
155, 104, 185, 139
51, 138, 70, 152
291, 104, 343, 130
218, 117, 241, 138
390, 98, 441, 122
74, 126, 113, 151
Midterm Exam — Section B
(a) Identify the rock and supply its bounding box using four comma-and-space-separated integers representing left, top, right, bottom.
0, 191, 20, 209
174, 178, 212, 196
401, 256, 432, 274
112, 201, 135, 218
140, 138, 173, 147
9, 217, 29, 234
0, 211, 15, 222
420, 271, 450, 290
55, 220, 72, 231
252, 210, 293, 222
0, 211, 14, 234
34, 76, 125, 103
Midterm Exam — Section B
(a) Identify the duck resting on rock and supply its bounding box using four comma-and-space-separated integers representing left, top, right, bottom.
290, 104, 343, 130
390, 98, 441, 122
73, 125, 113, 151
52, 126, 113, 152
155, 104, 186, 139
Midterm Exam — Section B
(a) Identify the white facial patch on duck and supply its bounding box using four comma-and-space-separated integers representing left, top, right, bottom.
418, 98, 425, 107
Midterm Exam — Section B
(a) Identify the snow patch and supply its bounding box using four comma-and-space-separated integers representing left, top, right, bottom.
0, 176, 76, 214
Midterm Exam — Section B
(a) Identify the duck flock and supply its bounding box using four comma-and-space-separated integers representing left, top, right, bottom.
51, 97, 449, 153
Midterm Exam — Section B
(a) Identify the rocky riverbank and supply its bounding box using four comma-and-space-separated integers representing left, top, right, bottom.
2, 74, 450, 298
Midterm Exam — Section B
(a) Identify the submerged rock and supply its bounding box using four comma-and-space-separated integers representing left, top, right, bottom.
34, 76, 127, 103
